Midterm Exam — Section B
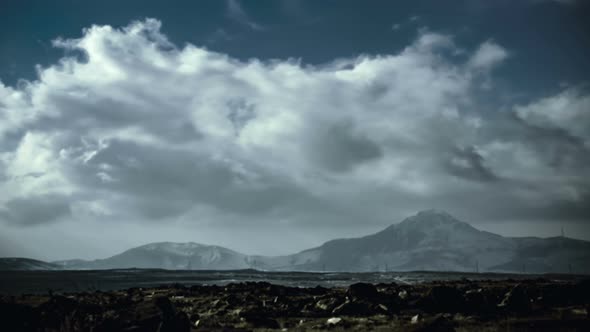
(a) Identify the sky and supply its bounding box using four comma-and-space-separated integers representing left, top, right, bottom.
0, 0, 589, 261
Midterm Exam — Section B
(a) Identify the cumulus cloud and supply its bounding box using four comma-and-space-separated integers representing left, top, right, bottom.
0, 19, 588, 247
468, 40, 509, 70
515, 88, 590, 144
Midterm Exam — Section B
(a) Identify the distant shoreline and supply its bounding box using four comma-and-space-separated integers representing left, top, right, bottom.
1, 269, 587, 295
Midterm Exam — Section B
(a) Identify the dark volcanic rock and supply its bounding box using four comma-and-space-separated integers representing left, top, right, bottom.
347, 282, 379, 300
332, 300, 374, 316
37, 295, 79, 330
314, 296, 345, 313
575, 279, 590, 303
244, 315, 280, 329
410, 314, 456, 332
0, 301, 38, 332
1, 278, 589, 331
498, 284, 530, 313
464, 288, 489, 313
102, 296, 190, 332
310, 285, 330, 295
422, 285, 465, 313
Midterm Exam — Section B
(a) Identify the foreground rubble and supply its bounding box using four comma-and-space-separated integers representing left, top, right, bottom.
1, 278, 589, 331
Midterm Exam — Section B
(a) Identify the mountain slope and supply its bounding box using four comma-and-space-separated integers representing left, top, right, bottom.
0, 257, 59, 270
56, 242, 253, 270
260, 210, 590, 273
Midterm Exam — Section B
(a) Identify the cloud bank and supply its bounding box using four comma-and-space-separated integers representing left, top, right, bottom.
0, 19, 588, 253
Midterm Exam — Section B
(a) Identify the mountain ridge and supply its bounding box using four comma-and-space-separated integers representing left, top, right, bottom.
0, 257, 59, 271
3, 210, 589, 274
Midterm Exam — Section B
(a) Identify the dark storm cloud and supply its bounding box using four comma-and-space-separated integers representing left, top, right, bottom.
520, 119, 590, 171
0, 195, 71, 226
455, 189, 590, 223
475, 106, 589, 167
66, 138, 327, 222
541, 192, 590, 221
510, 97, 590, 172
308, 122, 383, 172
444, 145, 499, 182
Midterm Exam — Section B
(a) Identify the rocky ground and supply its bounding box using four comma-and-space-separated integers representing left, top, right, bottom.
1, 278, 589, 331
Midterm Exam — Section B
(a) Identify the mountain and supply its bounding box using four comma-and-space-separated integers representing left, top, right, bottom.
53, 242, 252, 270
262, 210, 590, 274
8, 210, 590, 274
260, 210, 516, 272
0, 257, 59, 271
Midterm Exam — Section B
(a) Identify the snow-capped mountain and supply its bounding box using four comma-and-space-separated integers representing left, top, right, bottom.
12, 210, 590, 273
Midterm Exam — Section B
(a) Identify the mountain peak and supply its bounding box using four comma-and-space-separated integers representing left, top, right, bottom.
402, 209, 461, 225
389, 209, 483, 236
416, 209, 455, 218
140, 242, 205, 250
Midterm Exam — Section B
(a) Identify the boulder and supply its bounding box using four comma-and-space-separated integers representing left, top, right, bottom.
315, 296, 344, 312
498, 284, 530, 313
347, 283, 379, 300
464, 288, 489, 313
332, 300, 375, 316
399, 290, 409, 300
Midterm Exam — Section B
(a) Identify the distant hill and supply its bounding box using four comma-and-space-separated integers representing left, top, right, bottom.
0, 257, 59, 271
53, 242, 253, 270
7, 210, 590, 274
489, 236, 590, 274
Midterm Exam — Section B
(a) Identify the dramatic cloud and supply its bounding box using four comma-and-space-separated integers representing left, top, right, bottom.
0, 194, 71, 226
515, 88, 590, 143
0, 19, 588, 256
